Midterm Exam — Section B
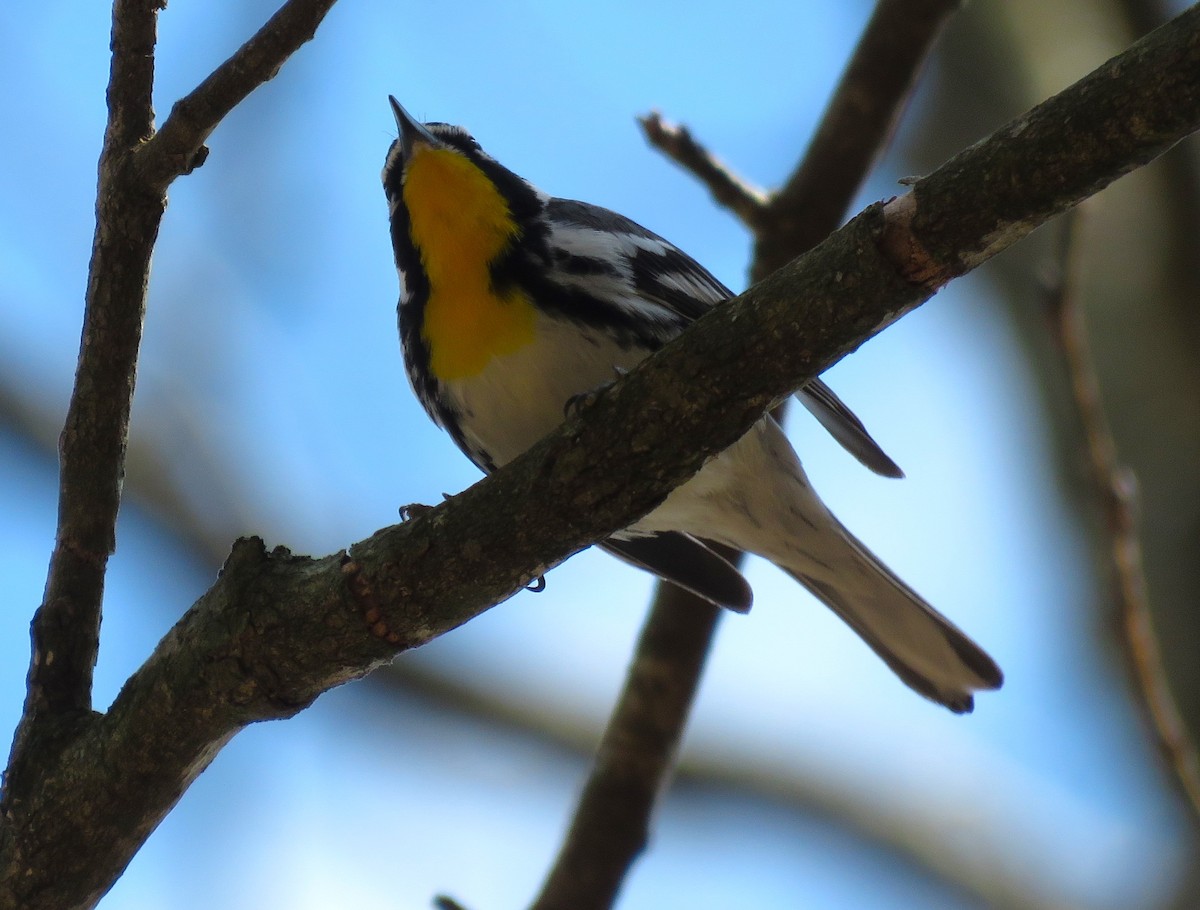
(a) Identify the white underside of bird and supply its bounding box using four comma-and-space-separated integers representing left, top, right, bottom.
436, 309, 999, 712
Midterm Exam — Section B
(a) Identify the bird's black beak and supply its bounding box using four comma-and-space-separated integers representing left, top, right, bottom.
389, 96, 438, 159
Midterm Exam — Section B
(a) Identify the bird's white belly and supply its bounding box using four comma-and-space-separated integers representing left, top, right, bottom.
441, 312, 648, 467
438, 311, 796, 552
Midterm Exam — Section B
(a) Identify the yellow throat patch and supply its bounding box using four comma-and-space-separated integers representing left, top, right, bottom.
402, 143, 537, 380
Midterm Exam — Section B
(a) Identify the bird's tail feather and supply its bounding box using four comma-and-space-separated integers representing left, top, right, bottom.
769, 519, 1003, 713
635, 418, 1002, 712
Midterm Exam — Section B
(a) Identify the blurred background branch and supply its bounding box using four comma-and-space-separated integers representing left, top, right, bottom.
1046, 209, 1200, 825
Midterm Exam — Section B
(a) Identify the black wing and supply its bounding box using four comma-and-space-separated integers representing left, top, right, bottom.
547, 197, 903, 478
601, 533, 752, 612
796, 380, 904, 479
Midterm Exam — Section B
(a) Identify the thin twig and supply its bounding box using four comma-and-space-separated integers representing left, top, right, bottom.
12, 0, 340, 752
637, 112, 768, 230
14, 0, 339, 737
1047, 211, 1200, 826
532, 2, 970, 907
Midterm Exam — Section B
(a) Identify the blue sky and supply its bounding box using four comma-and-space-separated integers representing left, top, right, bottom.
0, 2, 1191, 907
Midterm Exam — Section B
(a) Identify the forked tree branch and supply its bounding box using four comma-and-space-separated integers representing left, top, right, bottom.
531, 2, 967, 908
4, 5, 1200, 909
13, 0, 336, 734
2, 0, 338, 907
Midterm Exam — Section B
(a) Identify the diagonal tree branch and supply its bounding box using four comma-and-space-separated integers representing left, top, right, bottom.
4, 6, 1200, 908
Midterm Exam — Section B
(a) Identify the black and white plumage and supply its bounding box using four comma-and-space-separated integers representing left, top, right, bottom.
382, 99, 1002, 712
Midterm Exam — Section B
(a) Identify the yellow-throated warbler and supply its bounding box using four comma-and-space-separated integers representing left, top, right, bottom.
382, 98, 1002, 712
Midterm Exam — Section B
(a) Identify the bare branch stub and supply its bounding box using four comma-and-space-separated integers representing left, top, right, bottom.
637, 111, 768, 230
